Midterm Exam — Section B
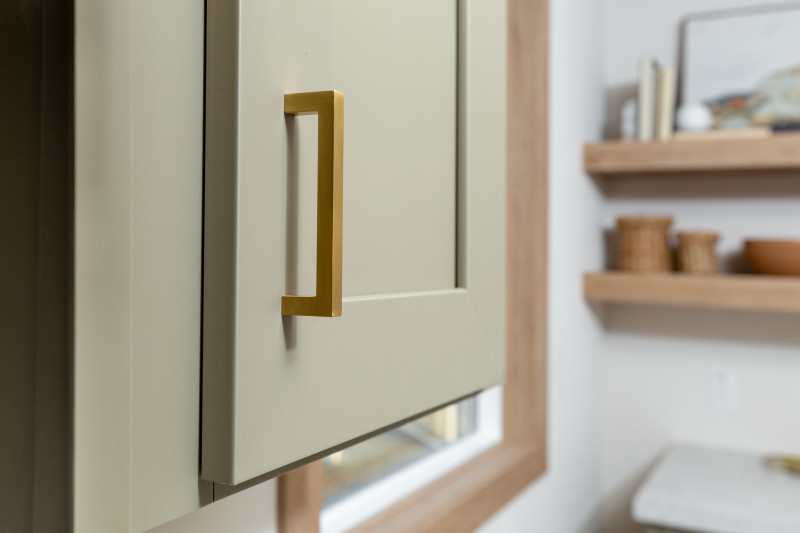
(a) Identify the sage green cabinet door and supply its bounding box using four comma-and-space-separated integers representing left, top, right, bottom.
74, 1, 207, 531
203, 0, 506, 486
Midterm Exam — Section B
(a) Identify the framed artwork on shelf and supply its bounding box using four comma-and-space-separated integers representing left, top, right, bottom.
680, 2, 800, 131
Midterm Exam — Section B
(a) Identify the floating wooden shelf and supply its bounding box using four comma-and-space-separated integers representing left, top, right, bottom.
584, 133, 800, 177
584, 272, 800, 313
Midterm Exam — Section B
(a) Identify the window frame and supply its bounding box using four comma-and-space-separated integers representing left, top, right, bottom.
278, 0, 549, 529
320, 390, 502, 533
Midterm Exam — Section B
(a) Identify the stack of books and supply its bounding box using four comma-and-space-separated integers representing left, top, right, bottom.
638, 58, 676, 142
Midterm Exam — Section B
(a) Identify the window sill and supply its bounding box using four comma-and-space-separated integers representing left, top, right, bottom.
347, 443, 545, 533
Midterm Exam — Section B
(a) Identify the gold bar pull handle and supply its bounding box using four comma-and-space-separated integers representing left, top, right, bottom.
282, 90, 344, 317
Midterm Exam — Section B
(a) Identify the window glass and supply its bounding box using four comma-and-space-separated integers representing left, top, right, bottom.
322, 398, 478, 506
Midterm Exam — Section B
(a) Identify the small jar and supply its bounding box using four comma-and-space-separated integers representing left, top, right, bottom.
677, 232, 719, 274
617, 216, 673, 272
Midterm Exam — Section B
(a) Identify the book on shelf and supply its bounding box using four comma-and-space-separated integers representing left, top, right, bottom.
637, 57, 658, 142
656, 67, 676, 141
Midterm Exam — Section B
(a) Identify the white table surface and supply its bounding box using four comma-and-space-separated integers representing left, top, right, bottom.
633, 444, 800, 533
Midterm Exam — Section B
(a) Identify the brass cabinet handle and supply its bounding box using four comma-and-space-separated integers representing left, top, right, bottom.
282, 91, 344, 317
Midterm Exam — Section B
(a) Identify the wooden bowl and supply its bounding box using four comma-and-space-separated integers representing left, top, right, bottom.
745, 240, 800, 275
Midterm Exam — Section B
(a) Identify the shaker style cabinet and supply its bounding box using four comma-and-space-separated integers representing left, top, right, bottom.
202, 0, 507, 486
72, 0, 506, 531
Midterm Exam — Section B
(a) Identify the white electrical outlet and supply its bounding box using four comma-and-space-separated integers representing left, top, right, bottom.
707, 367, 738, 412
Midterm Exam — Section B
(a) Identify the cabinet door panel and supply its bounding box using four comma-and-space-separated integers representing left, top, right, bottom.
333, 0, 457, 296
203, 0, 506, 485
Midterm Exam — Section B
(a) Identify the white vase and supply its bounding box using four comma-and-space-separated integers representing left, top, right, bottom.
676, 103, 713, 132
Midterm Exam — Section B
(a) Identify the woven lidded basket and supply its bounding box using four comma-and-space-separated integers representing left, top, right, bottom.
617, 216, 673, 272
677, 231, 719, 274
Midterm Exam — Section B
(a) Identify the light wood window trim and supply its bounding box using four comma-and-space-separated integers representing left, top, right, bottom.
279, 0, 548, 530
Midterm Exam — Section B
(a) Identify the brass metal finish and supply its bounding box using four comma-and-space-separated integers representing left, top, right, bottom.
282, 91, 344, 317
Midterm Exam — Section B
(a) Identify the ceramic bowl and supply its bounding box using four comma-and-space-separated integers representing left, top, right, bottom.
745, 240, 800, 275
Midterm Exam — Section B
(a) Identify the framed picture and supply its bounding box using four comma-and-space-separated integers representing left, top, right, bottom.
680, 2, 800, 130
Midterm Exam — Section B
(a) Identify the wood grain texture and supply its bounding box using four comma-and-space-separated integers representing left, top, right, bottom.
585, 272, 800, 313
504, 0, 548, 452
349, 446, 544, 533
278, 0, 549, 530
279, 461, 324, 533
585, 133, 800, 177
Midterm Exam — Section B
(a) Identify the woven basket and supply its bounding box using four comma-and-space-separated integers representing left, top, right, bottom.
617, 216, 673, 272
677, 231, 719, 274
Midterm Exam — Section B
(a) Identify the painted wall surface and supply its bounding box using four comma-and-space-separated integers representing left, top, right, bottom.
601, 1, 800, 532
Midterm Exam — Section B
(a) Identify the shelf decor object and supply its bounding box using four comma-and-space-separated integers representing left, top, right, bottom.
681, 3, 800, 132
673, 127, 770, 142
656, 67, 677, 141
676, 232, 718, 274
638, 57, 658, 142
584, 272, 800, 314
617, 216, 673, 272
745, 239, 800, 276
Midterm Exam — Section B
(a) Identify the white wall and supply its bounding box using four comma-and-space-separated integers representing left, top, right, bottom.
601, 1, 800, 532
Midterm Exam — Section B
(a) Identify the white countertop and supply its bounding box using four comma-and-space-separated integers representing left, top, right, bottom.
633, 444, 800, 533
